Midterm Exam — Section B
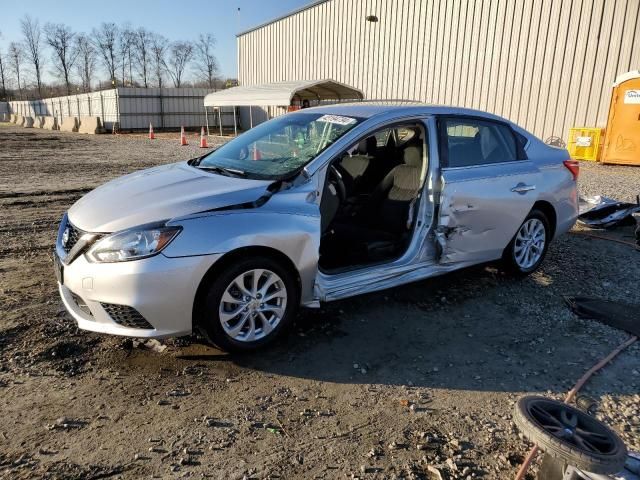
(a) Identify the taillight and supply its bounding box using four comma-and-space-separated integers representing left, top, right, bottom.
563, 160, 579, 180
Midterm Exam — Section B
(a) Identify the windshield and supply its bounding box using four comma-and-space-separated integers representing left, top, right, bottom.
197, 112, 363, 179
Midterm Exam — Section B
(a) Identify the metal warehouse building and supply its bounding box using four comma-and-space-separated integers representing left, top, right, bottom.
237, 0, 640, 141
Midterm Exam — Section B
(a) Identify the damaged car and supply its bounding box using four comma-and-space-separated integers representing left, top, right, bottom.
54, 105, 579, 351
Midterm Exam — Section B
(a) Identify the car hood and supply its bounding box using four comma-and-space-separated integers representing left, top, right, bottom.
68, 162, 273, 232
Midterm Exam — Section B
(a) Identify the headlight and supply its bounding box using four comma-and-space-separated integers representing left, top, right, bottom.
86, 225, 181, 263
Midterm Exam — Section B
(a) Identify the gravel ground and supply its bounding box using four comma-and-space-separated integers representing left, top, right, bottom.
0, 124, 638, 480
578, 161, 640, 203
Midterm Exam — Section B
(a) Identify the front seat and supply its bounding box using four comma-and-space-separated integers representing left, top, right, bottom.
339, 136, 377, 194
330, 144, 423, 263
366, 144, 423, 233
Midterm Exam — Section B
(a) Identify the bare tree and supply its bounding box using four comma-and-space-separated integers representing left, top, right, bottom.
44, 23, 78, 95
75, 33, 96, 92
20, 15, 45, 96
8, 42, 24, 99
166, 41, 193, 88
118, 25, 134, 86
92, 22, 118, 85
0, 31, 6, 99
134, 28, 152, 88
150, 33, 168, 88
0, 51, 6, 99
193, 33, 218, 89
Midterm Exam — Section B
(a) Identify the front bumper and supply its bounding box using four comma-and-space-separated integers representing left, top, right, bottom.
56, 251, 220, 338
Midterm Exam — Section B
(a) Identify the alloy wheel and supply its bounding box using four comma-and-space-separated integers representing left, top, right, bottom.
218, 269, 287, 342
513, 218, 546, 270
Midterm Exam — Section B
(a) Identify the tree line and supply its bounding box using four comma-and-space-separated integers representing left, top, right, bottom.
0, 16, 233, 101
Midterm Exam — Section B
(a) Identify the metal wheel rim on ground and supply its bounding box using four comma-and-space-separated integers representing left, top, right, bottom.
218, 269, 287, 342
527, 401, 617, 455
514, 218, 546, 269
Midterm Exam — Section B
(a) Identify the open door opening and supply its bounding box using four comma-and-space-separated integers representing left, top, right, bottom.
319, 123, 429, 272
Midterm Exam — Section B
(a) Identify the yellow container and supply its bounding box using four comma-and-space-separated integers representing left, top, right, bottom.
567, 127, 603, 161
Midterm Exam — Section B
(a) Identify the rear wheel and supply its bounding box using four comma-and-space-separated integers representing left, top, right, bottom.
197, 257, 298, 352
502, 209, 550, 275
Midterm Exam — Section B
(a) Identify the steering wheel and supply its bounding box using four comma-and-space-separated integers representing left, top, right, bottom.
328, 165, 347, 203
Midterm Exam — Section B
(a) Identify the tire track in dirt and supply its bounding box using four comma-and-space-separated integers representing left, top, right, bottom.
0, 188, 92, 199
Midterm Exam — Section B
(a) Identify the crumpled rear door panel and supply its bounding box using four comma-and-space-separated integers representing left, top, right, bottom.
436, 162, 541, 263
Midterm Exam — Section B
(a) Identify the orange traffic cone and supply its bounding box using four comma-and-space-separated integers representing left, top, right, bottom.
199, 127, 208, 148
180, 126, 188, 146
148, 123, 155, 140
252, 146, 261, 161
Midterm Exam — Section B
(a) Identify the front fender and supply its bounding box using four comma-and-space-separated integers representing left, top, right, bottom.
161, 211, 320, 305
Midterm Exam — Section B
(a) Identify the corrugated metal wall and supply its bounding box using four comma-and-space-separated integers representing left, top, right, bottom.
237, 0, 640, 141
117, 87, 212, 129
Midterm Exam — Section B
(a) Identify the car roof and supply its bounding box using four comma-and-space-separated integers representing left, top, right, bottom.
302, 102, 514, 125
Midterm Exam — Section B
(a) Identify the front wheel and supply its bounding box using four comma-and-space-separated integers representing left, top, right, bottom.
502, 209, 550, 275
197, 257, 299, 352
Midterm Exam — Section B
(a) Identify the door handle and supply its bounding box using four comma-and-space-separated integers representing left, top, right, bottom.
511, 183, 536, 194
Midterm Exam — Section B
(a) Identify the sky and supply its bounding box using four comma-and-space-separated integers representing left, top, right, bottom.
0, 0, 310, 79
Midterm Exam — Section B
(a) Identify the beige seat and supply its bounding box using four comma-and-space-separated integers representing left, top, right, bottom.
339, 136, 377, 194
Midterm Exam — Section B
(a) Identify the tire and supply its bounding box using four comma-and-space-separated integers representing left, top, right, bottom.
197, 257, 299, 353
502, 209, 550, 275
513, 396, 627, 475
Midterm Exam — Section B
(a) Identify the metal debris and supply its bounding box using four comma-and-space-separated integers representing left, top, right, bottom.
578, 195, 640, 228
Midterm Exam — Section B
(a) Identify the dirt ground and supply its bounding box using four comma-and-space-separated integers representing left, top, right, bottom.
0, 124, 639, 480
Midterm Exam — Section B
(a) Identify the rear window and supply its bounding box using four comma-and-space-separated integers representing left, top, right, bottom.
374, 129, 391, 147
515, 131, 529, 148
396, 127, 417, 144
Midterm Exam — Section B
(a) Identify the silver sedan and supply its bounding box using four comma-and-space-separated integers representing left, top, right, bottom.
54, 105, 579, 352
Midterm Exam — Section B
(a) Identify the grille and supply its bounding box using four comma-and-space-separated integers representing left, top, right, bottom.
101, 303, 154, 329
62, 222, 82, 254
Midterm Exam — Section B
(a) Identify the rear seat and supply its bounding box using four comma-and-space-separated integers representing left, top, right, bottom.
448, 136, 480, 167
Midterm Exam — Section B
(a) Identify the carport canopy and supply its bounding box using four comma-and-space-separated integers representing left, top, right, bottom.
203, 79, 365, 107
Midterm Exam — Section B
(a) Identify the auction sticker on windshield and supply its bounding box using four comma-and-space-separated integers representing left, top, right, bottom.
316, 114, 357, 125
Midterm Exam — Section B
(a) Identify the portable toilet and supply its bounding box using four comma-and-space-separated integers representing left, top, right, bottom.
601, 71, 640, 166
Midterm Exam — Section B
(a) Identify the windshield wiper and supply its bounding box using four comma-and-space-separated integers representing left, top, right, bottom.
196, 165, 246, 177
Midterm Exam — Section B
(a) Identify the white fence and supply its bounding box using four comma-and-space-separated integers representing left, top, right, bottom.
10, 90, 118, 129
8, 88, 237, 131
